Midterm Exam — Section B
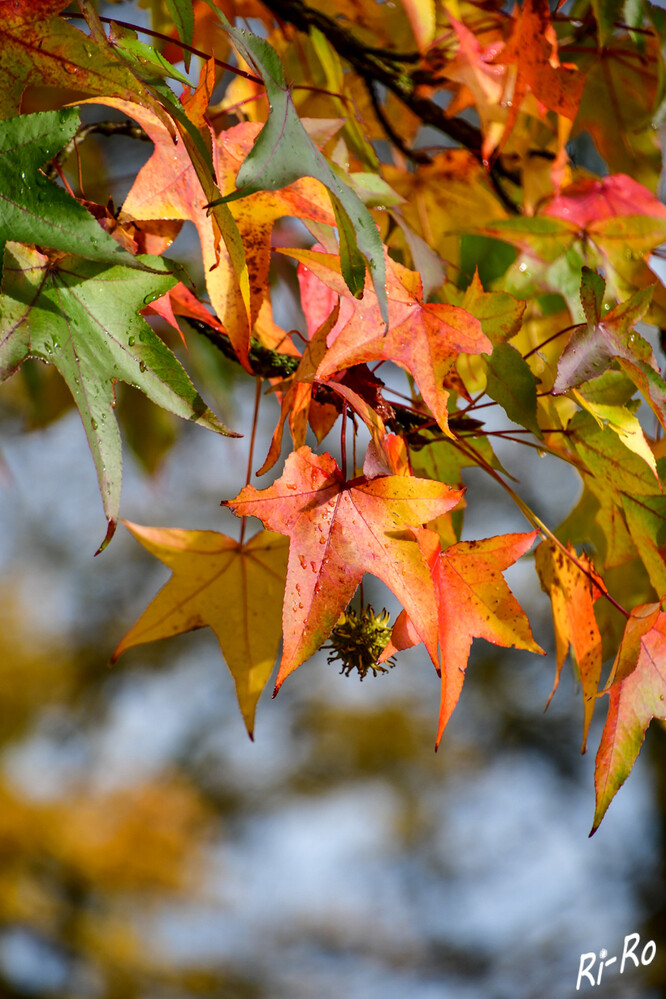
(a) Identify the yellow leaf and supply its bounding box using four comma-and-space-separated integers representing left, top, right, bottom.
574, 394, 658, 481
113, 524, 288, 737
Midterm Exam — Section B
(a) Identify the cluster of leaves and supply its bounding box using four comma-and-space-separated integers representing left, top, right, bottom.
3, 0, 666, 834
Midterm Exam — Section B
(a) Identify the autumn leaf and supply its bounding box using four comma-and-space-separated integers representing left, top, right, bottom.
554, 267, 666, 428
489, 0, 583, 152
279, 247, 491, 435
567, 410, 659, 499
112, 524, 289, 737
459, 270, 526, 346
0, 0, 172, 123
485, 343, 541, 438
442, 16, 506, 163
381, 529, 543, 746
258, 301, 341, 476
535, 540, 604, 752
0, 243, 233, 550
99, 99, 335, 368
0, 109, 143, 274
223, 446, 464, 687
210, 12, 389, 323
592, 601, 666, 833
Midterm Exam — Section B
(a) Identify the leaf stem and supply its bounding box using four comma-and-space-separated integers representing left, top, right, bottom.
65, 12, 264, 84
452, 437, 629, 619
523, 323, 578, 360
341, 400, 348, 480
240, 378, 262, 545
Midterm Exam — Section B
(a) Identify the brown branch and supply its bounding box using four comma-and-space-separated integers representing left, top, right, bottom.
42, 120, 151, 181
260, 0, 520, 210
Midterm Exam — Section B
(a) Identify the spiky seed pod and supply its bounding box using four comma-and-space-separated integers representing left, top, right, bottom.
324, 605, 396, 679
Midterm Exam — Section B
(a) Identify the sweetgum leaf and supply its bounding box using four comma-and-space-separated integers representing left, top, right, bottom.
0, 109, 143, 275
0, 0, 171, 123
535, 541, 604, 752
113, 525, 288, 737
554, 269, 666, 427
164, 0, 194, 71
381, 529, 542, 747
592, 601, 666, 833
280, 247, 490, 436
210, 13, 388, 324
224, 446, 464, 686
0, 243, 234, 550
484, 343, 541, 438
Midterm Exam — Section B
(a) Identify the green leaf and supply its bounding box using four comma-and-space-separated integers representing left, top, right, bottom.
591, 0, 624, 43
108, 21, 191, 85
0, 109, 143, 275
568, 410, 658, 497
574, 399, 657, 480
579, 266, 605, 328
0, 243, 235, 551
460, 271, 525, 346
208, 12, 388, 324
485, 343, 542, 437
164, 0, 194, 71
621, 494, 666, 594
554, 274, 666, 426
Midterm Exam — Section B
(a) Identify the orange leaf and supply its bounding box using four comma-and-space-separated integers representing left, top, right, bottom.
493, 0, 583, 147
535, 540, 604, 751
112, 524, 288, 738
0, 2, 174, 122
258, 302, 340, 475
592, 601, 666, 834
223, 446, 464, 687
279, 247, 491, 435
383, 530, 542, 746
88, 100, 335, 368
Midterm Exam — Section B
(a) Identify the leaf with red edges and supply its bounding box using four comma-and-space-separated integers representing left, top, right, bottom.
382, 530, 542, 747
223, 446, 464, 687
101, 101, 335, 369
280, 247, 490, 436
592, 601, 666, 833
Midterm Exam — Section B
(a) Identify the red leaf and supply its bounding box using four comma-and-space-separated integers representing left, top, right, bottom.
545, 175, 666, 227
223, 446, 464, 687
592, 601, 666, 834
383, 530, 542, 746
279, 247, 491, 435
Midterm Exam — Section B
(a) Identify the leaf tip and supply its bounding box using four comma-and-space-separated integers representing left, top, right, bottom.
95, 519, 117, 556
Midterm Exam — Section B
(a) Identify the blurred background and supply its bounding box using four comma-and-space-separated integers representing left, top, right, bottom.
2, 320, 666, 999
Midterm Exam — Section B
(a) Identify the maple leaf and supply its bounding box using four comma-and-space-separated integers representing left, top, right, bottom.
96, 99, 335, 369
592, 601, 666, 834
223, 446, 464, 687
0, 243, 233, 550
381, 529, 542, 747
554, 267, 666, 429
112, 524, 289, 737
442, 17, 507, 163
212, 12, 389, 322
0, 109, 142, 274
535, 541, 604, 752
278, 248, 491, 435
459, 270, 526, 346
491, 0, 584, 148
0, 0, 171, 123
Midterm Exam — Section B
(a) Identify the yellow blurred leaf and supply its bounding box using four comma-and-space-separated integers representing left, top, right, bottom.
113, 524, 288, 736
